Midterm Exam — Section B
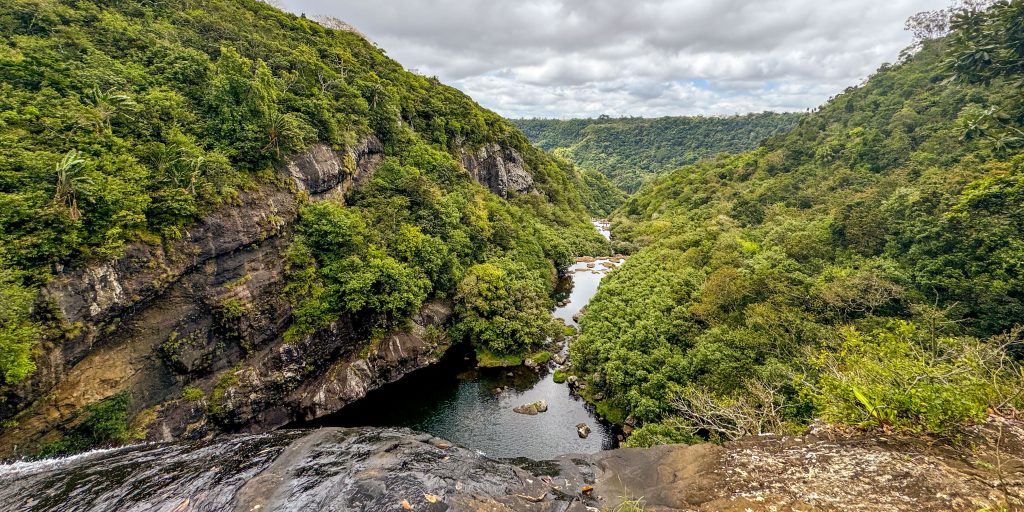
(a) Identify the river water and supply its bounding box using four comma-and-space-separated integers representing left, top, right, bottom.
312, 221, 621, 460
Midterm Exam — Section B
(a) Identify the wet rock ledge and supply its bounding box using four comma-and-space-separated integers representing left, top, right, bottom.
2, 418, 1023, 512
0, 427, 597, 512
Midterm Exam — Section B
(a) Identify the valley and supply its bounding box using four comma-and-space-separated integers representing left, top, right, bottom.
1, 0, 1024, 511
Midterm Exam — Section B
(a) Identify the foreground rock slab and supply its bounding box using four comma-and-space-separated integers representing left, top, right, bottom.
0, 428, 595, 512
593, 418, 1024, 512
2, 420, 1022, 511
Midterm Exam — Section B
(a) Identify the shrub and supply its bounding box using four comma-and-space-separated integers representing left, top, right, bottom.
181, 386, 205, 402
36, 392, 132, 457
806, 321, 1023, 436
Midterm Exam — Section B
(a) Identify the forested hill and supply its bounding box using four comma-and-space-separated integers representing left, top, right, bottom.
570, 2, 1024, 446
0, 0, 608, 452
512, 113, 803, 192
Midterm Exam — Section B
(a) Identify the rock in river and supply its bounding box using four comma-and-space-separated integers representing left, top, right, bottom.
513, 400, 548, 415
576, 423, 592, 439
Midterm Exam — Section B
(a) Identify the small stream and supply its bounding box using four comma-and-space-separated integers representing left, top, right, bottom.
311, 221, 621, 460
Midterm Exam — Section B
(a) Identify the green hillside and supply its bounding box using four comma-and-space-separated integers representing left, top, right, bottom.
0, 0, 606, 388
570, 2, 1024, 445
512, 113, 803, 192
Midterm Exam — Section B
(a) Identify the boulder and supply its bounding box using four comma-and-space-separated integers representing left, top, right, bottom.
513, 403, 538, 415
513, 400, 548, 415
552, 353, 567, 366
576, 423, 592, 439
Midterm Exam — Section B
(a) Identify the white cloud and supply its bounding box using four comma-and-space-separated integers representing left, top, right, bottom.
280, 0, 948, 118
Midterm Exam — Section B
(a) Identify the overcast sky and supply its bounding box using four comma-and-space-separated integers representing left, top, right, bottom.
279, 0, 948, 119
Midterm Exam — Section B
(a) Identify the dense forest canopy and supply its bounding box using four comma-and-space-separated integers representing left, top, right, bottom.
570, 0, 1024, 445
512, 113, 803, 193
0, 0, 608, 390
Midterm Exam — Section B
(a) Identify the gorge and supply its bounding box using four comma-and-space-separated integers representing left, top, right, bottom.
2, 0, 1024, 511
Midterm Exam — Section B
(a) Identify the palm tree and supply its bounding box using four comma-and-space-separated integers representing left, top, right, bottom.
53, 150, 92, 220
84, 86, 135, 135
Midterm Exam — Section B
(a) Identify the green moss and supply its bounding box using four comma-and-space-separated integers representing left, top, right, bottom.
475, 347, 523, 368
208, 367, 242, 419
553, 369, 567, 384
595, 400, 626, 425
181, 386, 205, 402
223, 274, 253, 290
218, 297, 250, 320
529, 350, 552, 365
358, 335, 383, 360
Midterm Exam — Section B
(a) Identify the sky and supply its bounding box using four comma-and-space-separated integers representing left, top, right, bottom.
278, 0, 949, 119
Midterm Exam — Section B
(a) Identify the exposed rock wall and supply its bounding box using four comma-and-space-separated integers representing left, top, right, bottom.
0, 186, 297, 425
285, 135, 383, 201
0, 136, 457, 456
0, 134, 543, 455
459, 143, 536, 198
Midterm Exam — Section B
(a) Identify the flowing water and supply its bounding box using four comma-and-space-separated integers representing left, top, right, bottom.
308, 221, 622, 460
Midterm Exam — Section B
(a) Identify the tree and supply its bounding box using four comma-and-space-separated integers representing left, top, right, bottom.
52, 150, 91, 221
82, 86, 136, 135
329, 247, 430, 326
454, 261, 557, 354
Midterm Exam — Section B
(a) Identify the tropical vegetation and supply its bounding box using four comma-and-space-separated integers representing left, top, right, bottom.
0, 0, 607, 390
571, 0, 1024, 444
513, 113, 803, 192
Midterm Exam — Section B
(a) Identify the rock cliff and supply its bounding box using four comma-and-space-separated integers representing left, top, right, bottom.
0, 136, 529, 456
285, 136, 384, 201
460, 143, 536, 198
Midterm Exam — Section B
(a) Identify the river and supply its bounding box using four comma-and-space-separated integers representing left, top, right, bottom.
309, 221, 621, 460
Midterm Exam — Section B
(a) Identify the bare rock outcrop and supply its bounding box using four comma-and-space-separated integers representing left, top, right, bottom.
459, 143, 535, 198
192, 300, 453, 433
285, 135, 383, 200
592, 418, 1024, 511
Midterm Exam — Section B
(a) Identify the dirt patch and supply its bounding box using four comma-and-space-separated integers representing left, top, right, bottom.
592, 417, 1024, 511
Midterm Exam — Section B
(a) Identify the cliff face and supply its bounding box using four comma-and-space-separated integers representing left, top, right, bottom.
0, 137, 530, 456
285, 136, 384, 201
459, 143, 536, 198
